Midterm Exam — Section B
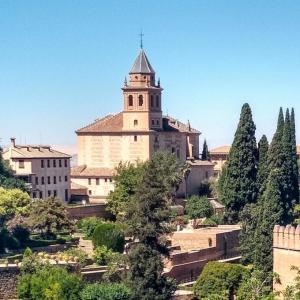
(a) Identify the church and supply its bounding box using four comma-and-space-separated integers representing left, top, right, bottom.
71, 47, 214, 202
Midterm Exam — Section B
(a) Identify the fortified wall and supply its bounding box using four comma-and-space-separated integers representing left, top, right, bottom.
273, 225, 300, 297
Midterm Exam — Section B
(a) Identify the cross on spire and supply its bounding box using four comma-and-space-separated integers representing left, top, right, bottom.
139, 30, 144, 49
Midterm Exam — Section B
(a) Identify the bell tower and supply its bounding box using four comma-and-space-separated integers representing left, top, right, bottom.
122, 48, 163, 131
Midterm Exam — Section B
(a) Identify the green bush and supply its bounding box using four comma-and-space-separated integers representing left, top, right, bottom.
12, 224, 30, 246
62, 248, 89, 266
93, 245, 114, 266
92, 223, 125, 252
80, 283, 132, 300
77, 217, 103, 238
17, 265, 84, 300
193, 262, 247, 299
202, 218, 217, 226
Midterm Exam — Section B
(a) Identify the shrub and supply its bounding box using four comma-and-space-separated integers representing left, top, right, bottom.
92, 223, 125, 252
193, 262, 247, 299
62, 248, 89, 266
12, 224, 30, 246
77, 217, 103, 238
17, 265, 84, 300
93, 245, 114, 265
80, 283, 132, 300
202, 218, 217, 226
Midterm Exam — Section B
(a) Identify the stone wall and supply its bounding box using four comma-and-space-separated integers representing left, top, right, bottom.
67, 204, 111, 219
273, 225, 300, 298
0, 266, 19, 299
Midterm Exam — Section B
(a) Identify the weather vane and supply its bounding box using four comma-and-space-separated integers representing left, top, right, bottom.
139, 30, 144, 49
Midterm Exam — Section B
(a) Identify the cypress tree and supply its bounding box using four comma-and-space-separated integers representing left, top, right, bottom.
257, 135, 269, 196
281, 109, 294, 223
290, 108, 299, 203
201, 139, 210, 161
267, 107, 284, 171
254, 169, 284, 283
218, 103, 258, 224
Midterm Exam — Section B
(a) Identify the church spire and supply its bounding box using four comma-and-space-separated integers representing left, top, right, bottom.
129, 49, 155, 74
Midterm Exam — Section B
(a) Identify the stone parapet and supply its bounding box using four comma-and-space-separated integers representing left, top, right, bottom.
273, 225, 300, 250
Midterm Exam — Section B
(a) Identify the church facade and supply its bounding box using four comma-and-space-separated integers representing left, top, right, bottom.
71, 49, 213, 201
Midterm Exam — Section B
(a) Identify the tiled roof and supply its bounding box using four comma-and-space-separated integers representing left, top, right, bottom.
77, 113, 200, 134
187, 160, 214, 166
210, 146, 231, 155
130, 50, 155, 74
71, 165, 115, 177
4, 145, 71, 159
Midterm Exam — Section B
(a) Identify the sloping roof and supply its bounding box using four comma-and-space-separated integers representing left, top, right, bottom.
129, 50, 155, 74
71, 165, 115, 177
76, 113, 200, 134
210, 146, 231, 155
4, 145, 71, 159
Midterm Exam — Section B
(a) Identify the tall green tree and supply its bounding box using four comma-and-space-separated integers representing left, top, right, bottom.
257, 135, 269, 196
201, 139, 210, 161
267, 108, 284, 171
281, 109, 295, 223
290, 108, 299, 203
254, 169, 284, 282
218, 103, 258, 223
126, 152, 178, 299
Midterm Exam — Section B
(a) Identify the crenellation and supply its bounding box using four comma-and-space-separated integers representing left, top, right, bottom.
273, 225, 300, 251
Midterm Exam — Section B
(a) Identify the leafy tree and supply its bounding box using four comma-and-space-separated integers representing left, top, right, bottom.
125, 152, 179, 299
257, 135, 269, 196
218, 103, 258, 223
107, 161, 145, 220
281, 266, 300, 300
80, 283, 132, 300
254, 169, 284, 281
290, 108, 299, 203
0, 187, 31, 225
236, 269, 277, 300
193, 262, 247, 299
185, 196, 213, 227
201, 139, 210, 161
26, 197, 74, 239
77, 217, 104, 238
17, 265, 84, 300
92, 222, 125, 252
93, 245, 114, 265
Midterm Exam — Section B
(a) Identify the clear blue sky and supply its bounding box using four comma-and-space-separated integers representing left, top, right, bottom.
1, 0, 300, 149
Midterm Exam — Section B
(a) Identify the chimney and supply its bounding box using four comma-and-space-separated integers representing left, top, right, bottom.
10, 137, 16, 147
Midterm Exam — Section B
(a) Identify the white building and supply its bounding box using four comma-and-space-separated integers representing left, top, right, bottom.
3, 138, 71, 201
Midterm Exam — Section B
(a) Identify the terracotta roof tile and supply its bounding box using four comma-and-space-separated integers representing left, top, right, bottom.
71, 165, 115, 177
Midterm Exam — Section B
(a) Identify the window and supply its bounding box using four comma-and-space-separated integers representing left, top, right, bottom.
53, 190, 57, 197
138, 95, 143, 106
41, 177, 45, 185
150, 95, 154, 107
59, 159, 62, 167
41, 160, 44, 168
39, 191, 43, 199
152, 120, 155, 125
205, 171, 209, 179
32, 192, 36, 198
171, 147, 175, 154
53, 176, 56, 184
156, 95, 159, 107
59, 176, 62, 182
128, 95, 133, 106
134, 119, 138, 126
47, 176, 51, 184
65, 189, 69, 201
88, 178, 91, 185
96, 178, 99, 185
53, 160, 56, 167
134, 135, 137, 142
47, 160, 50, 168
156, 120, 159, 125
19, 160, 24, 169
65, 176, 68, 182
176, 149, 180, 159
64, 159, 68, 167
48, 190, 51, 197
35, 177, 39, 185
88, 190, 92, 195
105, 178, 107, 182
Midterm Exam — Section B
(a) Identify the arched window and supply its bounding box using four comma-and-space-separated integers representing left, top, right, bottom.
139, 95, 143, 106
156, 95, 159, 107
156, 120, 159, 125
134, 119, 138, 126
128, 95, 133, 106
150, 95, 154, 107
